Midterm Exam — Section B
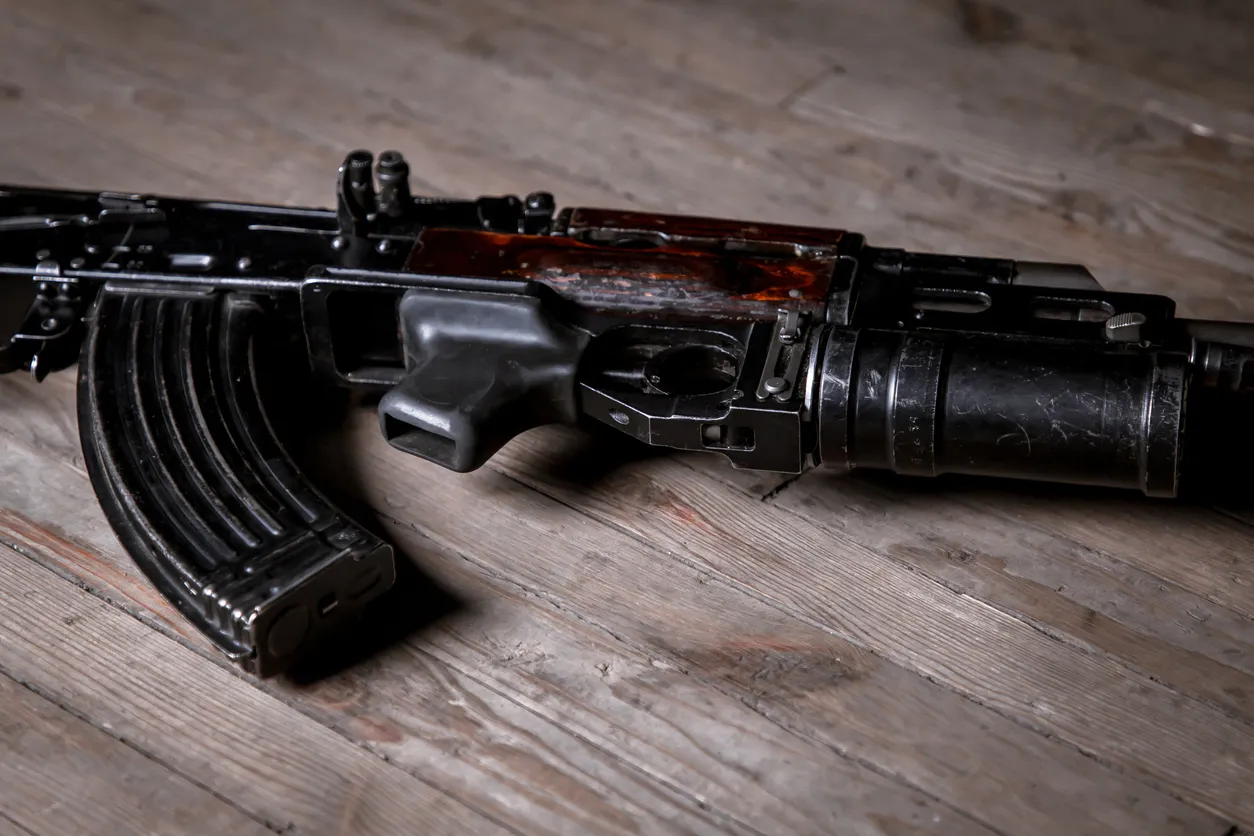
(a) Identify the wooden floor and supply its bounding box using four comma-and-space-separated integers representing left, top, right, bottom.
2, 0, 1254, 833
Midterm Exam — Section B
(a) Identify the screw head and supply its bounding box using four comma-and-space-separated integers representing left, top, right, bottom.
236, 256, 252, 271
525, 192, 553, 212
40, 317, 58, 332
331, 236, 348, 251
764, 376, 788, 394
376, 239, 393, 254
69, 257, 86, 269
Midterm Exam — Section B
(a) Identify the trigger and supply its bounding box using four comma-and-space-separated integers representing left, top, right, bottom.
378, 286, 589, 472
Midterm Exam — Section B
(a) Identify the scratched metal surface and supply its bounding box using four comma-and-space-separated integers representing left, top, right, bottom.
406, 224, 839, 318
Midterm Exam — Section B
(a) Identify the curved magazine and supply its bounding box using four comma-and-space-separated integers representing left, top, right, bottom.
77, 288, 394, 676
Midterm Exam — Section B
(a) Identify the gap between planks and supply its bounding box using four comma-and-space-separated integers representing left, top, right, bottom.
0, 530, 516, 836
0, 377, 1233, 836
0, 393, 1005, 836
485, 426, 1254, 827
0, 670, 277, 836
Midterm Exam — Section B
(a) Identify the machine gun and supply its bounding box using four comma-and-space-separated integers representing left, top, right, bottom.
3, 150, 1252, 676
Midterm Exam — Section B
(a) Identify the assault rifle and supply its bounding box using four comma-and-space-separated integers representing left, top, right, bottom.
3, 150, 1252, 676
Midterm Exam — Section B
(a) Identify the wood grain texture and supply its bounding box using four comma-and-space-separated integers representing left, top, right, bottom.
752, 470, 1254, 719
329, 413, 1239, 836
490, 427, 1254, 826
0, 550, 509, 836
0, 380, 999, 835
0, 377, 1230, 836
0, 379, 1010, 836
1, 0, 1254, 833
0, 468, 770, 835
0, 674, 273, 836
17, 0, 1252, 322
0, 815, 39, 836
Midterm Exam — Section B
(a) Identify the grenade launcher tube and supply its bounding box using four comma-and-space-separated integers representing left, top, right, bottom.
813, 328, 1188, 497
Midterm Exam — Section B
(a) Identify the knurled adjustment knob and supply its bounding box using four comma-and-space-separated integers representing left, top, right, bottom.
1104, 312, 1147, 342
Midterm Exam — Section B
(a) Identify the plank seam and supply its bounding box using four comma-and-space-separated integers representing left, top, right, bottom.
776, 65, 844, 112
397, 485, 1012, 836
406, 642, 775, 836
1210, 506, 1254, 540
0, 810, 41, 836
759, 472, 806, 503
0, 535, 526, 836
758, 487, 1254, 728
945, 494, 1254, 626
0, 666, 293, 835
701, 459, 1254, 723
912, 561, 1254, 727
1, 518, 792, 836
491, 467, 1249, 825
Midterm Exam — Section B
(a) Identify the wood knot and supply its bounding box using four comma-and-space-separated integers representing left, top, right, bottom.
955, 0, 1022, 44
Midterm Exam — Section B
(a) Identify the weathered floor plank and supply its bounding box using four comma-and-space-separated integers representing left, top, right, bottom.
0, 461, 770, 836
331, 418, 1243, 836
492, 427, 1254, 827
982, 495, 1254, 618
0, 377, 1236, 835
945, 0, 1254, 111
2, 0, 1254, 832
0, 386, 998, 836
0, 379, 1009, 836
0, 813, 39, 836
470, 0, 1254, 250
0, 551, 511, 836
14, 0, 1254, 323
0, 674, 273, 836
312, 0, 1254, 316
739, 468, 1254, 719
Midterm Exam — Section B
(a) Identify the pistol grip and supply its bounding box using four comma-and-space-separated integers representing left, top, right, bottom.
78, 288, 395, 677
378, 287, 589, 472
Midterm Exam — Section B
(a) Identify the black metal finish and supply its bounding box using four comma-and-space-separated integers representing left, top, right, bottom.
816, 331, 1187, 495
3, 149, 1253, 675
78, 288, 394, 676
379, 284, 590, 472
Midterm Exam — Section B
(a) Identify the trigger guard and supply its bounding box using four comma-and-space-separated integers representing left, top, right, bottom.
378, 286, 589, 472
